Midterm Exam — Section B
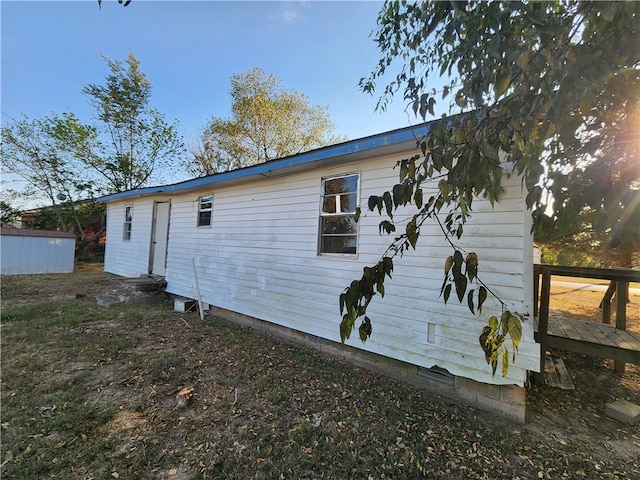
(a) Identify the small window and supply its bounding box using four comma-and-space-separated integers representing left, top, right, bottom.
319, 173, 359, 254
123, 205, 133, 241
197, 195, 213, 227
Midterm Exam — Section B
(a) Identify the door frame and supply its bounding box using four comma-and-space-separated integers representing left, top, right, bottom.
149, 201, 170, 276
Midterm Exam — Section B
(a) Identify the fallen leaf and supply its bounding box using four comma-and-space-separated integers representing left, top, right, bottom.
176, 387, 194, 409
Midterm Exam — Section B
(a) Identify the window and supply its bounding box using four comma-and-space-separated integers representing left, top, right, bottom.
319, 173, 359, 254
123, 205, 133, 241
197, 195, 213, 227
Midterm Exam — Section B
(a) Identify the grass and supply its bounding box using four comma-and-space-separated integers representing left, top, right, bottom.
1, 271, 639, 479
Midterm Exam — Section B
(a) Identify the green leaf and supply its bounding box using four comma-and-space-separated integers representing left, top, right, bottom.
455, 275, 467, 303
381, 256, 394, 277
339, 292, 346, 315
340, 316, 353, 343
368, 195, 379, 212
392, 183, 405, 207
508, 315, 522, 348
494, 71, 511, 97
407, 159, 416, 178
501, 347, 509, 377
359, 316, 372, 342
453, 250, 463, 271
488, 315, 499, 333
383, 191, 393, 216
479, 325, 492, 346
379, 220, 395, 235
467, 289, 475, 315
399, 159, 408, 181
478, 286, 487, 313
501, 311, 511, 334
443, 283, 452, 305
465, 252, 478, 283
444, 255, 454, 274
499, 128, 511, 147
414, 187, 423, 209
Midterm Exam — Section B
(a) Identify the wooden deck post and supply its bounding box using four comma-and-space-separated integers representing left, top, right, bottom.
535, 268, 551, 383
614, 281, 628, 373
600, 281, 616, 325
533, 267, 540, 318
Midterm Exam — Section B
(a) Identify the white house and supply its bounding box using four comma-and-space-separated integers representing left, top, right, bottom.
98, 123, 540, 422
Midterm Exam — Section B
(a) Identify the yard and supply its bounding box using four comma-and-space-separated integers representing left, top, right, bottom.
1, 269, 639, 479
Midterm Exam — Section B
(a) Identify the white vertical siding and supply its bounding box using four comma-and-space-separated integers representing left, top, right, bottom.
104, 200, 156, 278
159, 151, 537, 387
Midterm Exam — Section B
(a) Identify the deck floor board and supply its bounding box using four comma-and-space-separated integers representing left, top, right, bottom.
537, 315, 640, 365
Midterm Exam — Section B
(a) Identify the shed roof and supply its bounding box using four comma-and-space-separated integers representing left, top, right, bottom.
0, 228, 75, 239
97, 121, 435, 203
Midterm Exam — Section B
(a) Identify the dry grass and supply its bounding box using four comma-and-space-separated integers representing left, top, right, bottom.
1, 270, 639, 479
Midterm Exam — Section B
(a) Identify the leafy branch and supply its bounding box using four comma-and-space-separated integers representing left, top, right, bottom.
339, 127, 523, 376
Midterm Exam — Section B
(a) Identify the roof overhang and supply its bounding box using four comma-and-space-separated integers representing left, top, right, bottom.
98, 121, 435, 203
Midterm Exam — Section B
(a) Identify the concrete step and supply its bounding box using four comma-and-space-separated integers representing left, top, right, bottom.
124, 276, 167, 292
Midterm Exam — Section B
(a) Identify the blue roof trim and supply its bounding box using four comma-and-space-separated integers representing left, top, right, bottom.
98, 121, 435, 203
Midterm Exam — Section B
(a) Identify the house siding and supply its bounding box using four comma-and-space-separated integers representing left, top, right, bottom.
155, 152, 537, 387
104, 200, 155, 277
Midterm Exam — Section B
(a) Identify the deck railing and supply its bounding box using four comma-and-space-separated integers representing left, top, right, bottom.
533, 264, 640, 375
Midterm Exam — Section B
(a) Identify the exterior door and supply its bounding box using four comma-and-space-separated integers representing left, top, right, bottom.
150, 201, 170, 276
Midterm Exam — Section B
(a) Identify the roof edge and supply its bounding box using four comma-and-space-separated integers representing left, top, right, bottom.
1, 228, 76, 239
98, 120, 437, 203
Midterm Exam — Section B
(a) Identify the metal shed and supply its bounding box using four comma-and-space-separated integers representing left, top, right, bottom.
0, 228, 75, 275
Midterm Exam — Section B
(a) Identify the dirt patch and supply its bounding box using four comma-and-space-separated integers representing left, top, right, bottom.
1, 270, 639, 479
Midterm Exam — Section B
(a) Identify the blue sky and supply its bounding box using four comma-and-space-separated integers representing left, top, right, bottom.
1, 0, 439, 149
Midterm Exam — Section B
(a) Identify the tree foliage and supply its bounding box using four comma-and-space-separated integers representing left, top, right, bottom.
1, 113, 100, 238
341, 0, 639, 375
83, 52, 183, 192
190, 67, 344, 175
2, 53, 181, 251
0, 200, 20, 227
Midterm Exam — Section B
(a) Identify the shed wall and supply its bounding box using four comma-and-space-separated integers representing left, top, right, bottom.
160, 152, 538, 387
1, 233, 75, 275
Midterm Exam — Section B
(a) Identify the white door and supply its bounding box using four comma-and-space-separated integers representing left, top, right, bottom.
151, 202, 170, 276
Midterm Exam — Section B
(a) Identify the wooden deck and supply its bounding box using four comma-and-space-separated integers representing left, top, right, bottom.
533, 264, 640, 378
540, 315, 640, 365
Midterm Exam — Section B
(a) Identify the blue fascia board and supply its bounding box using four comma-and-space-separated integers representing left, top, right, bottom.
98, 121, 435, 203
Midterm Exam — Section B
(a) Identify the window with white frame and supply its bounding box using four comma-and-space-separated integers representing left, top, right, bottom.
319, 173, 359, 254
123, 205, 133, 241
197, 194, 213, 227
